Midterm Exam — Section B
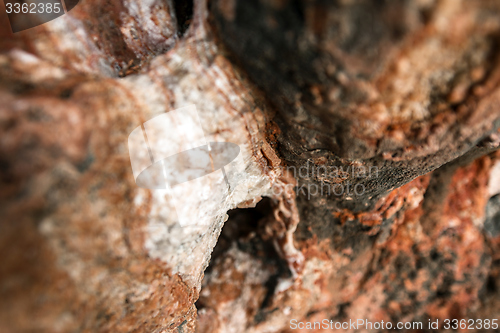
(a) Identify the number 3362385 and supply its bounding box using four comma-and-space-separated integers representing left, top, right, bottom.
5, 2, 61, 14
443, 319, 498, 330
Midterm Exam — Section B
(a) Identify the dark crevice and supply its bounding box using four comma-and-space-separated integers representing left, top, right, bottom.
205, 198, 273, 273
486, 274, 497, 293
196, 198, 292, 321
484, 194, 500, 238
174, 0, 193, 37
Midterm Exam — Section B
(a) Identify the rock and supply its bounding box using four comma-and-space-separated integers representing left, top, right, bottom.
1, 0, 500, 332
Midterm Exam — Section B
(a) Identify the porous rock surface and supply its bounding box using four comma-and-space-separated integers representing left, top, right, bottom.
1, 0, 500, 332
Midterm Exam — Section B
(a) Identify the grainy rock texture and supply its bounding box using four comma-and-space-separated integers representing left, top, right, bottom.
1, 0, 500, 332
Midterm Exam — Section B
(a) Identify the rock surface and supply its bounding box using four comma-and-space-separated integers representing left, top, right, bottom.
1, 0, 500, 332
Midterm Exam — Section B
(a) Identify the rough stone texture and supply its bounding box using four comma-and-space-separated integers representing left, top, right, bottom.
212, 0, 500, 208
1, 0, 500, 332
0, 0, 277, 331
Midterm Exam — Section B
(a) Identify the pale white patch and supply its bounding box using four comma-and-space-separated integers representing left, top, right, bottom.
488, 160, 500, 197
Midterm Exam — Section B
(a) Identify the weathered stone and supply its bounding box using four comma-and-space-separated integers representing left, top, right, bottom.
1, 0, 500, 332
